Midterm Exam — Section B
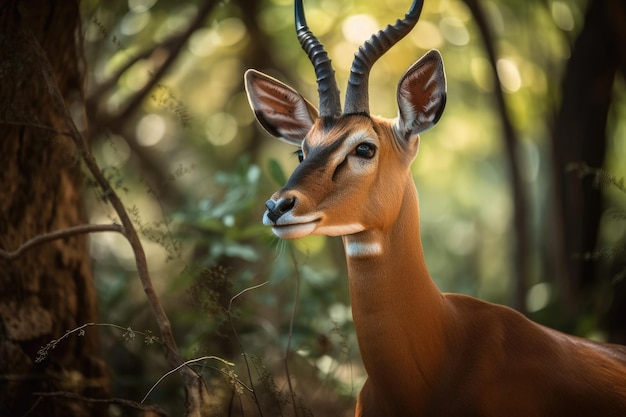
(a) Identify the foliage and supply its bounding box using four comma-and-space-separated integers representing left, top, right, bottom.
567, 162, 626, 284
25, 0, 625, 414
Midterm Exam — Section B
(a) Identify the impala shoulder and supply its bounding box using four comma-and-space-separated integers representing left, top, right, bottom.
445, 294, 626, 371
443, 293, 560, 349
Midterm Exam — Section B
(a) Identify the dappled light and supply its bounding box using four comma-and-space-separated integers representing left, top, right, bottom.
136, 113, 166, 146
75, 1, 626, 412
551, 1, 576, 31
3, 0, 625, 415
342, 14, 380, 45
439, 16, 470, 45
78, 0, 625, 375
496, 58, 522, 93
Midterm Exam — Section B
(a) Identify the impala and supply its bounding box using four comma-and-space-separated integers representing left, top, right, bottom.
244, 0, 626, 415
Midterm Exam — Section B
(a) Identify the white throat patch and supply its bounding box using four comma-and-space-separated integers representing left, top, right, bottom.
345, 240, 382, 258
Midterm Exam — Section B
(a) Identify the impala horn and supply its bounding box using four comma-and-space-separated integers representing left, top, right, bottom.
295, 0, 342, 117
344, 0, 424, 115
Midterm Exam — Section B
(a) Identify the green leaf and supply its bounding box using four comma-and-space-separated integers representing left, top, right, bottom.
268, 159, 287, 186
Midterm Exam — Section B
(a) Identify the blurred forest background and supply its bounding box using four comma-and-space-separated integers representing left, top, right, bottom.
1, 0, 626, 415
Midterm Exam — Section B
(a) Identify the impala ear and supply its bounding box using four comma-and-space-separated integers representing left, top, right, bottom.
244, 69, 318, 146
394, 50, 446, 142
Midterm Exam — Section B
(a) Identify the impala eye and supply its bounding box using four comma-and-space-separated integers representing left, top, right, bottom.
295, 149, 304, 162
355, 143, 376, 159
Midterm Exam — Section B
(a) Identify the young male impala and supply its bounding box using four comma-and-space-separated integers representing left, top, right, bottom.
244, 0, 626, 415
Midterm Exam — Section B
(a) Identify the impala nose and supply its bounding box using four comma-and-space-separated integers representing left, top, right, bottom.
265, 196, 296, 223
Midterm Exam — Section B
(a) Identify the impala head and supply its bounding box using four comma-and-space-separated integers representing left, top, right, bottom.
245, 0, 446, 240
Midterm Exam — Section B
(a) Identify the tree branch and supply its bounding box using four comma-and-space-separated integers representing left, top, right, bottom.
0, 224, 123, 260
284, 246, 301, 416
463, 0, 531, 313
78, 128, 209, 416
22, 21, 211, 416
85, 1, 221, 207
97, 0, 218, 129
32, 391, 169, 417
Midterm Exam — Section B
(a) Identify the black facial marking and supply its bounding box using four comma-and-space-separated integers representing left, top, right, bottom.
320, 113, 371, 131
320, 116, 340, 131
332, 157, 348, 182
285, 134, 347, 189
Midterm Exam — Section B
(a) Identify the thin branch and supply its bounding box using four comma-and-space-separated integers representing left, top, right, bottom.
190, 365, 254, 394
85, 1, 221, 205
99, 0, 218, 128
227, 281, 270, 313
226, 281, 269, 417
0, 224, 123, 261
21, 396, 44, 417
32, 391, 169, 417
22, 21, 210, 416
284, 246, 301, 416
34, 323, 247, 413
0, 119, 73, 136
36, 322, 165, 364
87, 39, 159, 103
463, 0, 531, 313
142, 356, 236, 404
79, 139, 209, 415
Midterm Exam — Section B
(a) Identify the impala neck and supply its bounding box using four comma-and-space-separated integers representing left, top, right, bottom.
342, 176, 448, 413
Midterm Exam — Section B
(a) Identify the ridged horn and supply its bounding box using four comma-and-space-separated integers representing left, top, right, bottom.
295, 0, 342, 117
344, 0, 424, 114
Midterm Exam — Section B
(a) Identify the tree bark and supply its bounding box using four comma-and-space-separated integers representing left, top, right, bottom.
550, 0, 620, 331
0, 1, 110, 416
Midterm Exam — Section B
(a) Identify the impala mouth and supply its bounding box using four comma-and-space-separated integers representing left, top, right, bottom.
263, 210, 320, 239
271, 221, 318, 239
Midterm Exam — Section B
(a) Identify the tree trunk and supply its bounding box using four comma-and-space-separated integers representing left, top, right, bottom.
0, 1, 110, 416
550, 0, 621, 335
